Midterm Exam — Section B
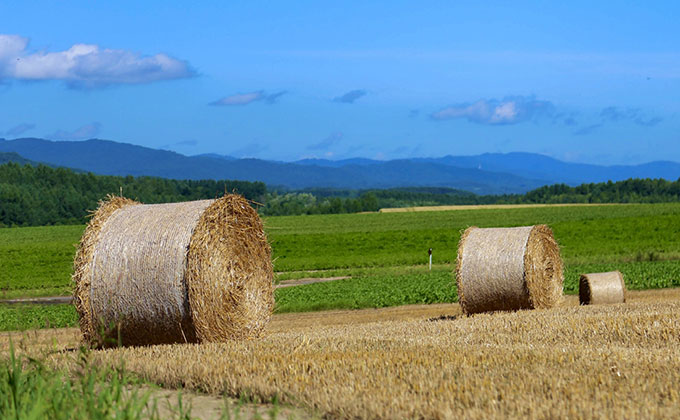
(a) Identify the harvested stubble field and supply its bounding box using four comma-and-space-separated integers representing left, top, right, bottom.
5, 288, 680, 419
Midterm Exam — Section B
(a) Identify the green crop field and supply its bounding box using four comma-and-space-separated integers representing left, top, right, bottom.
0, 304, 77, 331
266, 203, 680, 270
0, 225, 83, 298
1, 203, 679, 330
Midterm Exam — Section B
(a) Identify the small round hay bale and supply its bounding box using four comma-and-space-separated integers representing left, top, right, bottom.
579, 271, 626, 305
455, 225, 563, 315
72, 194, 274, 347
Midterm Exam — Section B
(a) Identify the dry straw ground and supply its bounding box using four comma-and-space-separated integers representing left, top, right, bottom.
4, 289, 680, 419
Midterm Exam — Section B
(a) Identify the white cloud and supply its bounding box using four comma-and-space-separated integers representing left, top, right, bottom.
0, 35, 26, 62
431, 96, 554, 125
0, 34, 193, 88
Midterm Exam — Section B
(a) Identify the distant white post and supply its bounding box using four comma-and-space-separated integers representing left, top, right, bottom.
428, 248, 432, 271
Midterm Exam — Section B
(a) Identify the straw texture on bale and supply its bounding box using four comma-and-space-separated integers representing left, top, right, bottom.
455, 225, 563, 314
579, 271, 626, 305
72, 194, 274, 347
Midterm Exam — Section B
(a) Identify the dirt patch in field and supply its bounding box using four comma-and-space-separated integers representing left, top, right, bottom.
0, 296, 73, 305
380, 202, 628, 213
276, 276, 350, 288
147, 387, 316, 420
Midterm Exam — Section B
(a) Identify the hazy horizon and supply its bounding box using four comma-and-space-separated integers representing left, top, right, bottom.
3, 136, 680, 167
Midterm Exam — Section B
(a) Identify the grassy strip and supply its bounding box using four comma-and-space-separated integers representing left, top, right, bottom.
0, 225, 83, 294
0, 304, 78, 331
565, 260, 680, 293
275, 269, 456, 313
0, 342, 255, 419
1, 344, 154, 419
2, 259, 678, 330
275, 260, 680, 313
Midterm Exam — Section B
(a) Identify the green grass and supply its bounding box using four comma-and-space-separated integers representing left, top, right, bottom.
0, 225, 82, 298
0, 203, 679, 327
0, 344, 159, 420
3, 203, 679, 293
275, 267, 456, 313
4, 258, 679, 330
267, 203, 680, 270
0, 304, 78, 331
0, 342, 253, 419
274, 260, 680, 314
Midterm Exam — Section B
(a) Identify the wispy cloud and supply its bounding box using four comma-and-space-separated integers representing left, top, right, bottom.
210, 90, 287, 106
160, 139, 198, 150
307, 132, 343, 151
431, 96, 554, 125
230, 142, 268, 158
0, 34, 194, 88
563, 116, 578, 126
600, 106, 663, 126
47, 122, 101, 140
573, 123, 603, 136
264, 90, 287, 104
333, 89, 367, 104
572, 106, 663, 136
1, 122, 35, 136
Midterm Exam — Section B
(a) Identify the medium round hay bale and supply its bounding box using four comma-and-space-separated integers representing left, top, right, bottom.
579, 271, 626, 305
72, 194, 274, 347
455, 225, 563, 315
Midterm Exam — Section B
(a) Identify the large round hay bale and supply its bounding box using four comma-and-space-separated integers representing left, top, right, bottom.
455, 225, 563, 315
579, 271, 626, 305
72, 194, 274, 347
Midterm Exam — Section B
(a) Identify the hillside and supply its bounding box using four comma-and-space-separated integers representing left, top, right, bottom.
0, 138, 542, 194
0, 151, 40, 166
1, 138, 678, 194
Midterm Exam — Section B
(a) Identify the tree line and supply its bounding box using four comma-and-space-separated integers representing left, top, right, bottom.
0, 163, 265, 227
1, 162, 679, 227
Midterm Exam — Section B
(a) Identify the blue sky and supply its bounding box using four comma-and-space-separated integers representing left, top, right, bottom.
0, 1, 678, 164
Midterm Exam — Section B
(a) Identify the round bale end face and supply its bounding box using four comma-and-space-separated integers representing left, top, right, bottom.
524, 224, 564, 309
186, 195, 274, 342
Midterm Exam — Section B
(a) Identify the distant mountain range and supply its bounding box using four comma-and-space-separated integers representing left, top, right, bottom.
1, 137, 678, 195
